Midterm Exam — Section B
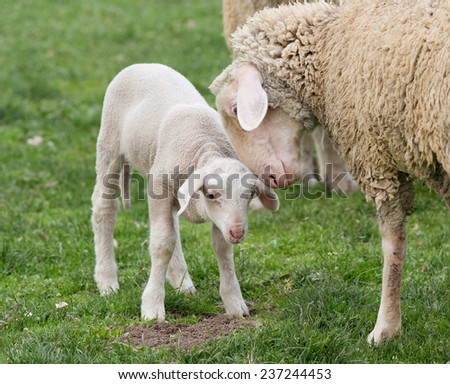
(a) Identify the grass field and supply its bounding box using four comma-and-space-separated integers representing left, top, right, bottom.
0, 0, 448, 364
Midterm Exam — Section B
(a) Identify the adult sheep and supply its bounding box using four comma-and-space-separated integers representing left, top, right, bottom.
222, 0, 357, 192
211, 0, 449, 344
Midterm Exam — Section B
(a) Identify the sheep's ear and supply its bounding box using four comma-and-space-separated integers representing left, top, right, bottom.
177, 173, 204, 216
236, 65, 268, 131
256, 179, 279, 212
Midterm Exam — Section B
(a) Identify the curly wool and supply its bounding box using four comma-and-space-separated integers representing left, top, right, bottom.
223, 0, 289, 50
222, 0, 341, 51
229, 0, 450, 206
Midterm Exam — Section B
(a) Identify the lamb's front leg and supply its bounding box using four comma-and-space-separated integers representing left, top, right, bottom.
368, 179, 415, 345
141, 199, 176, 322
211, 224, 249, 318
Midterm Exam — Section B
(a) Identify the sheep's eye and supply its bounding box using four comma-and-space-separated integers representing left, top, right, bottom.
231, 105, 238, 116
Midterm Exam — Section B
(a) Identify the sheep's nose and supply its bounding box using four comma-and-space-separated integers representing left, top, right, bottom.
269, 174, 278, 188
265, 161, 293, 189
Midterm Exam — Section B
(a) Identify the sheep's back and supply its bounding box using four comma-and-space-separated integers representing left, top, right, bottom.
320, 1, 450, 198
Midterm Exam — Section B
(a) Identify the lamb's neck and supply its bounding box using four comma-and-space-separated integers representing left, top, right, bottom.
194, 144, 236, 170
181, 198, 208, 224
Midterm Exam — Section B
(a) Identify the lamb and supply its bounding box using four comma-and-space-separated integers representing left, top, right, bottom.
91, 63, 279, 321
222, 0, 357, 192
210, 0, 450, 344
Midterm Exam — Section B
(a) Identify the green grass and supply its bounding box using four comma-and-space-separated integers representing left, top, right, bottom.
0, 0, 448, 364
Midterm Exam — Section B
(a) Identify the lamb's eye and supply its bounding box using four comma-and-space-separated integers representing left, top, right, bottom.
231, 105, 238, 116
248, 188, 259, 199
205, 191, 221, 200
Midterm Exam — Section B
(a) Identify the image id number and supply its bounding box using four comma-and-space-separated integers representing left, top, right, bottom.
260, 368, 332, 380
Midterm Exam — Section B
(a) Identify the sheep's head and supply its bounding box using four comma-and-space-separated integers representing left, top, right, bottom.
211, 62, 311, 189
177, 159, 279, 244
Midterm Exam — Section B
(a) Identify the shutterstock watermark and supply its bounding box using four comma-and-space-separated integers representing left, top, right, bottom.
100, 164, 351, 201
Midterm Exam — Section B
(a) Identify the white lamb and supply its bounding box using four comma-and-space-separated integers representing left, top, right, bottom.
91, 63, 279, 321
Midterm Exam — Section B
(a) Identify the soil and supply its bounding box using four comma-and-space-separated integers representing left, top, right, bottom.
119, 315, 263, 351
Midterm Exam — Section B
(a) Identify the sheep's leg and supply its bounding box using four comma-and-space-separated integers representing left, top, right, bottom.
92, 163, 121, 295
368, 179, 415, 345
423, 165, 450, 209
298, 132, 317, 181
211, 224, 249, 318
312, 126, 358, 193
141, 196, 176, 321
166, 214, 196, 294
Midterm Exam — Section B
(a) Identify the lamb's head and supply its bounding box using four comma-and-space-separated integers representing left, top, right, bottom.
177, 159, 279, 244
210, 62, 317, 189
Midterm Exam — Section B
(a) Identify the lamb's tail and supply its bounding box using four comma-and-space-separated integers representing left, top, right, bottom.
108, 154, 131, 210
120, 158, 131, 210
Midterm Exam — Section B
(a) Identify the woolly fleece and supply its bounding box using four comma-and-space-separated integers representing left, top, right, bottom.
224, 0, 450, 206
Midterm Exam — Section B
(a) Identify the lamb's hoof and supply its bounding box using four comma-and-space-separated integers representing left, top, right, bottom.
95, 267, 119, 295
167, 274, 196, 295
141, 305, 166, 323
224, 300, 250, 319
367, 324, 401, 346
177, 284, 197, 295
97, 281, 119, 295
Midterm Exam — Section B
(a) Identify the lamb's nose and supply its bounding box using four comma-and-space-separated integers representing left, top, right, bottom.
229, 226, 245, 242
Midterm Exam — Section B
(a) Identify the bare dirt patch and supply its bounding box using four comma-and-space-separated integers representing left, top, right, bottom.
119, 315, 262, 350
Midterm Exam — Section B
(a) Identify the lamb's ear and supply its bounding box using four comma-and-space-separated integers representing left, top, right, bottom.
236, 65, 268, 131
177, 172, 204, 216
209, 64, 230, 96
256, 178, 279, 212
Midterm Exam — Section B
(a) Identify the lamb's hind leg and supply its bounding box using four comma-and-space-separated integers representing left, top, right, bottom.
166, 214, 196, 294
368, 177, 415, 345
92, 161, 121, 295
